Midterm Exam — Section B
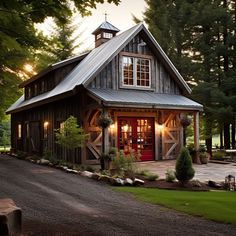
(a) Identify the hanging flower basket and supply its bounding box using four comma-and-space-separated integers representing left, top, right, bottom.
97, 115, 113, 128
180, 116, 191, 128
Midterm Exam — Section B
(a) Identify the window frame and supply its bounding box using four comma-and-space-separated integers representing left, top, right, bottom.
121, 54, 152, 89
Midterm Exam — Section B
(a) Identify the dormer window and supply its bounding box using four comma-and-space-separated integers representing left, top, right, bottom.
122, 56, 151, 88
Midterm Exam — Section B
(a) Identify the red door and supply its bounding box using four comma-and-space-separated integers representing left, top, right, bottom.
118, 117, 154, 161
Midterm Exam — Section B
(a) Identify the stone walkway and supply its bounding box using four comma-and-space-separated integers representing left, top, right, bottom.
136, 160, 236, 183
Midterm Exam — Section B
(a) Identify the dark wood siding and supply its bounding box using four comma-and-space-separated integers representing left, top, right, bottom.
24, 62, 79, 100
88, 33, 181, 95
11, 94, 83, 164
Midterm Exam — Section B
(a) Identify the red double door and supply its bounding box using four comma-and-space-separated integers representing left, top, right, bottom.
118, 117, 154, 161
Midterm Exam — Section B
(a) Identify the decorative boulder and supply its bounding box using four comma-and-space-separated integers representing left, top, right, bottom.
124, 178, 133, 186
98, 175, 112, 183
91, 173, 101, 180
0, 199, 22, 235
66, 169, 78, 174
81, 171, 93, 178
133, 178, 145, 186
39, 159, 50, 165
114, 178, 125, 186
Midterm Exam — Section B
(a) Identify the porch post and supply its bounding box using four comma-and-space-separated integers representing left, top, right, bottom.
193, 111, 201, 164
193, 111, 200, 150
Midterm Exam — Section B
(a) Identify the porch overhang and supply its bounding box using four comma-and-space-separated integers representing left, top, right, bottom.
87, 88, 203, 111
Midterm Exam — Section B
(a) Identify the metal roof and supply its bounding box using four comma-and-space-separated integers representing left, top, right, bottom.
7, 23, 194, 114
92, 21, 120, 34
88, 88, 203, 111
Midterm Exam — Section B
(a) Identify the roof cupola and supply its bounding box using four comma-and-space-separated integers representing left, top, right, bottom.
92, 21, 120, 48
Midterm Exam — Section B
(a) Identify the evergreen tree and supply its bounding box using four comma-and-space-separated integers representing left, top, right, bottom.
55, 116, 89, 150
144, 0, 236, 151
0, 0, 120, 122
175, 147, 195, 185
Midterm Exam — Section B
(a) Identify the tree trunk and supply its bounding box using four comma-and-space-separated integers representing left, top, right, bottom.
232, 117, 235, 149
224, 123, 230, 149
220, 129, 224, 149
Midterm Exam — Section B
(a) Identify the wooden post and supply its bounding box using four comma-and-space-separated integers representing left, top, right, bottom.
193, 111, 201, 164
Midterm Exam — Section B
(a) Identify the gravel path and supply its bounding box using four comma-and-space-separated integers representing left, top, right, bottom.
0, 155, 236, 236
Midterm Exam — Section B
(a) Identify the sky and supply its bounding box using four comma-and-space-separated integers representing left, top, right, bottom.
36, 0, 147, 53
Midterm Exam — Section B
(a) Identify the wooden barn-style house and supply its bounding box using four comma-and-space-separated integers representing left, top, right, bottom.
7, 22, 203, 164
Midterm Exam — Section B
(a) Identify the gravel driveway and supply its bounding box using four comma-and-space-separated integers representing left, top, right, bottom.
0, 155, 235, 236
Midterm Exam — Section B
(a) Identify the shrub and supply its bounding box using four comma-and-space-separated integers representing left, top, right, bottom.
175, 147, 195, 185
135, 169, 150, 177
145, 173, 159, 181
212, 150, 225, 159
165, 169, 175, 182
111, 150, 138, 177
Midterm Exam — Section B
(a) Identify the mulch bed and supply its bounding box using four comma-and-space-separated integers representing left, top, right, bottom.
143, 179, 211, 191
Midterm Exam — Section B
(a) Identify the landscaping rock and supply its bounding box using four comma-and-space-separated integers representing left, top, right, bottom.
133, 178, 145, 186
208, 180, 222, 189
99, 175, 112, 183
124, 178, 133, 186
66, 169, 78, 174
81, 171, 93, 178
191, 180, 202, 187
0, 199, 22, 235
115, 178, 125, 186
91, 173, 101, 180
39, 159, 50, 165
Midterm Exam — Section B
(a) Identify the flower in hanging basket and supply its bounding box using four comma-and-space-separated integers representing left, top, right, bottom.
97, 115, 113, 128
180, 116, 191, 128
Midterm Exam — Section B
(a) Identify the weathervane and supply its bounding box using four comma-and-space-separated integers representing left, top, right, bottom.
104, 11, 108, 21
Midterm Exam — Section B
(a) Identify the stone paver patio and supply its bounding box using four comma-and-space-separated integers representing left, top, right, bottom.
136, 160, 236, 183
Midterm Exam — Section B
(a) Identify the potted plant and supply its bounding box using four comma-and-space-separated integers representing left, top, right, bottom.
198, 145, 209, 164
97, 114, 113, 128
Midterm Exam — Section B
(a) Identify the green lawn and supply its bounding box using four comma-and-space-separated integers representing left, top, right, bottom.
115, 187, 236, 225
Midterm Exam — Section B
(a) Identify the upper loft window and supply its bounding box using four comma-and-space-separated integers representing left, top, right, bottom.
103, 32, 113, 39
122, 56, 151, 88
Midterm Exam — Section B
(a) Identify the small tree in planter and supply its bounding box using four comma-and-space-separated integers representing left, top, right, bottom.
175, 147, 195, 186
55, 116, 89, 162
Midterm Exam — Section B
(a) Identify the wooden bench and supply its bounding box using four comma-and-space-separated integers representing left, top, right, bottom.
0, 199, 22, 235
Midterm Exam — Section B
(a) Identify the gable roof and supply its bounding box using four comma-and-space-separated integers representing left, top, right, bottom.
7, 23, 192, 114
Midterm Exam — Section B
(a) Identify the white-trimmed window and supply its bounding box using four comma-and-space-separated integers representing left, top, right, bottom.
103, 32, 113, 39
122, 56, 151, 88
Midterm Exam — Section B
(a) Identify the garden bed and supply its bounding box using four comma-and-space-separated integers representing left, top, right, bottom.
143, 179, 211, 191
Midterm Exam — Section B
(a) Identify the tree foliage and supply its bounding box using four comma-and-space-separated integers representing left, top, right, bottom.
55, 116, 89, 150
0, 0, 120, 121
144, 0, 236, 150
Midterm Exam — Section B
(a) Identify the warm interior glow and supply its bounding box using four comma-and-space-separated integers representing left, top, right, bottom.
44, 121, 49, 128
123, 124, 129, 132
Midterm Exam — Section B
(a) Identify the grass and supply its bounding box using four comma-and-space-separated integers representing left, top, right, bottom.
115, 187, 236, 225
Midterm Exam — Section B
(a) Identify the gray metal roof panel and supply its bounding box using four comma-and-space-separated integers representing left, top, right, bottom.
92, 21, 120, 34
88, 88, 203, 111
7, 23, 194, 113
